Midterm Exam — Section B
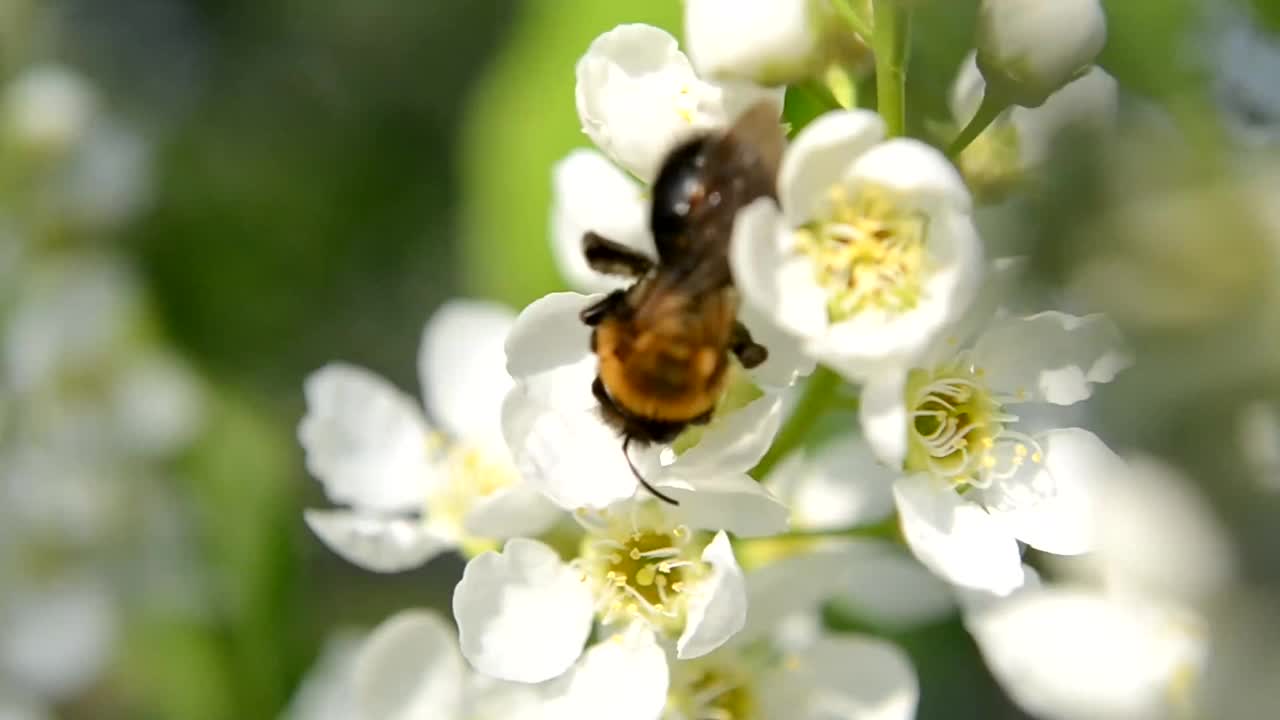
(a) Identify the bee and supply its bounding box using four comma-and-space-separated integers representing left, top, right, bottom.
579, 101, 785, 504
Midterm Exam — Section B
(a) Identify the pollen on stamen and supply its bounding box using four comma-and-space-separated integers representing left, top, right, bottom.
796, 183, 931, 322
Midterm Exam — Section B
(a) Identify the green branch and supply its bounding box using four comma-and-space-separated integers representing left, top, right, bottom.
947, 90, 1009, 157
872, 0, 911, 137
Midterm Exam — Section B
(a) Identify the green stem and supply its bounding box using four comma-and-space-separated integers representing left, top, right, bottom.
751, 367, 842, 480
872, 0, 910, 137
772, 513, 901, 543
831, 0, 874, 40
947, 90, 1009, 157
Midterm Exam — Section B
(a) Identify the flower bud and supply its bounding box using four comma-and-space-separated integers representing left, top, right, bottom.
975, 0, 1106, 108
683, 0, 827, 86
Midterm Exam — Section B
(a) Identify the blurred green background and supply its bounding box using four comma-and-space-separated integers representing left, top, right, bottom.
4, 0, 1280, 718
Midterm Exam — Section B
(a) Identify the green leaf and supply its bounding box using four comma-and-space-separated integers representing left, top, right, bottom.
178, 389, 308, 718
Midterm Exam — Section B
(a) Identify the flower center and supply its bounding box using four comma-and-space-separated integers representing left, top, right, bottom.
665, 657, 757, 720
425, 440, 516, 551
794, 183, 929, 322
904, 353, 1041, 489
575, 505, 708, 633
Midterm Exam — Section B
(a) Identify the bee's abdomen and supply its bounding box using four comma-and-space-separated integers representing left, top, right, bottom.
595, 322, 725, 423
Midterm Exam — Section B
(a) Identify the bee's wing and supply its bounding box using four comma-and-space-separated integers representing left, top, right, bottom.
720, 100, 785, 189
634, 275, 738, 351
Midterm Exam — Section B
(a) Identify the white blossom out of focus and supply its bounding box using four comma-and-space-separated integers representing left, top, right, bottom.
299, 300, 560, 572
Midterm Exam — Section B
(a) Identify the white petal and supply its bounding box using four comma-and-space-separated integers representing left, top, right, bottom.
833, 539, 957, 630
658, 471, 789, 538
453, 539, 594, 683
1088, 455, 1235, 603
671, 394, 783, 474
504, 292, 595, 381
464, 675, 554, 720
779, 110, 887, 227
284, 630, 364, 720
677, 531, 747, 658
893, 474, 1025, 595
967, 588, 1202, 720
847, 137, 972, 216
976, 0, 1107, 107
926, 255, 1027, 359
738, 302, 816, 387
305, 509, 452, 573
766, 436, 897, 532
729, 198, 828, 339
419, 299, 515, 441
299, 364, 437, 514
859, 369, 910, 468
1011, 66, 1118, 167
762, 635, 919, 720
354, 610, 463, 720
684, 0, 822, 85
464, 482, 563, 540
979, 428, 1116, 556
3, 64, 97, 155
0, 575, 117, 700
110, 351, 204, 457
502, 372, 641, 510
547, 627, 668, 720
550, 149, 656, 294
737, 547, 853, 647
575, 24, 777, 183
949, 52, 988, 126
972, 311, 1130, 405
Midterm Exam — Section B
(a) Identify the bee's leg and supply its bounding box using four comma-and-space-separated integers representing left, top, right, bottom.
580, 289, 627, 327
583, 231, 654, 278
730, 321, 769, 369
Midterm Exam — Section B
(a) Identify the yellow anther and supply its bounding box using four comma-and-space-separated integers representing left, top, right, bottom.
636, 565, 657, 586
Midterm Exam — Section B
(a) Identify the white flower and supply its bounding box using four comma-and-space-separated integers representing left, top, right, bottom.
760, 442, 960, 630
683, 0, 827, 86
3, 256, 139, 395
2, 64, 97, 157
282, 629, 365, 720
452, 499, 753, 684
0, 574, 117, 702
969, 588, 1206, 720
950, 52, 1118, 199
342, 610, 553, 720
730, 109, 984, 380
965, 456, 1230, 720
299, 300, 559, 572
975, 0, 1107, 108
534, 543, 920, 720
501, 291, 795, 519
856, 293, 1131, 594
575, 23, 782, 183
549, 149, 655, 295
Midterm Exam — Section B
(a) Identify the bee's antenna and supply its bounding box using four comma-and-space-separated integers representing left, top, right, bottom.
623, 435, 680, 506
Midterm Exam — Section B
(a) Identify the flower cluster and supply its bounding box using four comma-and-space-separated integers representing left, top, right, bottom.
294, 2, 1256, 718
0, 61, 205, 717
